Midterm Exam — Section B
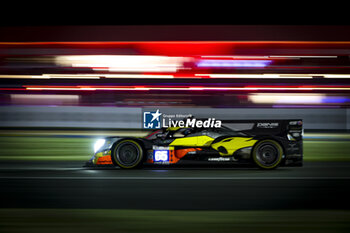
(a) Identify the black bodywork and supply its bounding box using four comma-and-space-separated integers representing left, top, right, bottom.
88, 119, 303, 168
228, 119, 303, 166
141, 119, 302, 167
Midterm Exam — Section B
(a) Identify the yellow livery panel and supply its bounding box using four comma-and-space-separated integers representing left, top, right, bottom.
169, 135, 214, 147
211, 137, 257, 156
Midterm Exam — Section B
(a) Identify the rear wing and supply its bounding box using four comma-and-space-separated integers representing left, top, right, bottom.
221, 119, 303, 138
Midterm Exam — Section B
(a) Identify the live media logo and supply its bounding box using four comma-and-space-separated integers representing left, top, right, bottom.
142, 108, 222, 129
143, 109, 162, 129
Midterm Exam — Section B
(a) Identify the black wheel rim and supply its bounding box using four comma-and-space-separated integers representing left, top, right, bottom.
256, 143, 279, 166
116, 142, 140, 166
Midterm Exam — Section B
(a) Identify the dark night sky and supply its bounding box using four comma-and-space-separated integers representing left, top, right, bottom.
1, 25, 350, 42
0, 2, 349, 42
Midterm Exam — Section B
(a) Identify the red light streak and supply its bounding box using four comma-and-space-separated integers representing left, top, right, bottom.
18, 85, 350, 92
2, 41, 350, 56
0, 88, 26, 91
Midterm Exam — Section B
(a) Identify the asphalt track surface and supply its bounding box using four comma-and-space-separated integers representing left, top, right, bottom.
1, 161, 350, 210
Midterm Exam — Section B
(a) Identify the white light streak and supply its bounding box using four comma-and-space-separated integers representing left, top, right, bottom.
55, 55, 191, 72
249, 93, 324, 104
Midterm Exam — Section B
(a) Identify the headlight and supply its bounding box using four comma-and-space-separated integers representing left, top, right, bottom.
94, 139, 106, 153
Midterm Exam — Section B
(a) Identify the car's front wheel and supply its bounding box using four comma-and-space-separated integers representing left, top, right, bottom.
252, 139, 283, 169
111, 140, 144, 169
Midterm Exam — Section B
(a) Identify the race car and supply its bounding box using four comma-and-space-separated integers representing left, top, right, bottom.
86, 119, 303, 169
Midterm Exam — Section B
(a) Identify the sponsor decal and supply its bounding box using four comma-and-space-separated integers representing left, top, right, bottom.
208, 157, 231, 161
257, 122, 279, 128
289, 120, 303, 126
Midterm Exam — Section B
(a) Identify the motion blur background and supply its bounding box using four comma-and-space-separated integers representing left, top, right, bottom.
2, 26, 350, 159
2, 26, 350, 130
1, 25, 350, 233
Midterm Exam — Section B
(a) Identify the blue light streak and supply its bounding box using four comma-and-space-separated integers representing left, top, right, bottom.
197, 60, 272, 68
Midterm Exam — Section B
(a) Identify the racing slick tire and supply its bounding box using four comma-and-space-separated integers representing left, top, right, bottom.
111, 140, 144, 169
252, 139, 283, 169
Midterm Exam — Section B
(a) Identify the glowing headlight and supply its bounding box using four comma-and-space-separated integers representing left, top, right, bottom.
94, 139, 106, 153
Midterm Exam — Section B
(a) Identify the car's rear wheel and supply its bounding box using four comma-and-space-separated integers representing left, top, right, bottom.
252, 139, 283, 169
112, 140, 144, 169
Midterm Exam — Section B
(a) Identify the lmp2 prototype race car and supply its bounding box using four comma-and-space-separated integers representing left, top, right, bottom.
87, 119, 303, 169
